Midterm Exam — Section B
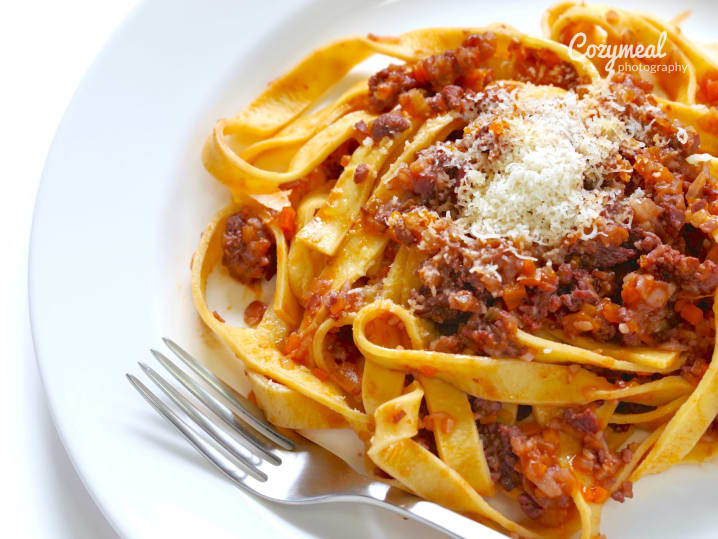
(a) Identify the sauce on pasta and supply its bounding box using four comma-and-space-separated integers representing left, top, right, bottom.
191, 4, 718, 537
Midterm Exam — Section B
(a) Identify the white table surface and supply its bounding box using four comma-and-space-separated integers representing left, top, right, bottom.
1, 1, 138, 537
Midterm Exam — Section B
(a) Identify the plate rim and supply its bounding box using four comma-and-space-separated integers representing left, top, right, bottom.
28, 2, 149, 536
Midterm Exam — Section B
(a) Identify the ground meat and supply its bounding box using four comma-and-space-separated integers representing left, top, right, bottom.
508, 426, 574, 500
400, 152, 458, 207
322, 280, 374, 320
367, 31, 587, 119
369, 100, 716, 353
518, 492, 545, 520
386, 213, 420, 247
244, 300, 267, 327
553, 265, 603, 313
387, 194, 714, 353
481, 424, 576, 524
321, 43, 718, 413
354, 120, 370, 137
367, 32, 497, 114
571, 431, 629, 486
433, 84, 464, 111
324, 324, 362, 363
634, 151, 686, 239
353, 163, 370, 183
368, 64, 417, 113
639, 243, 718, 297
610, 481, 634, 503
564, 407, 600, 434
222, 209, 276, 284
508, 40, 586, 89
428, 335, 462, 353
478, 423, 522, 492
577, 243, 637, 268
251, 41, 718, 531
469, 397, 502, 420
459, 309, 524, 357
422, 51, 462, 91
322, 324, 363, 396
402, 238, 526, 355
320, 139, 359, 180
370, 112, 410, 141
632, 229, 662, 253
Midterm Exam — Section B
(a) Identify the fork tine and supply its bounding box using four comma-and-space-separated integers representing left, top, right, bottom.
149, 351, 282, 465
161, 338, 294, 450
139, 362, 280, 467
126, 374, 267, 482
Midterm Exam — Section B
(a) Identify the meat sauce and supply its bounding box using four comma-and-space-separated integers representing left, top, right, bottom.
222, 209, 276, 284
476, 401, 634, 523
216, 32, 718, 522
368, 71, 716, 366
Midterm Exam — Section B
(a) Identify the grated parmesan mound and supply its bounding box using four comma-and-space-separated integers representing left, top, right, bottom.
451, 82, 641, 247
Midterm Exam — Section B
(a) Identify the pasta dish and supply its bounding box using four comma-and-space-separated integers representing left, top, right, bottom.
191, 3, 718, 537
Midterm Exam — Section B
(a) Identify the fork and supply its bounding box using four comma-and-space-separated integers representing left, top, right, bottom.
127, 338, 504, 539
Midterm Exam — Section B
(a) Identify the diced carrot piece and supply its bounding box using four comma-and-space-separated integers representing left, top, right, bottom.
412, 63, 428, 84
278, 206, 297, 240
599, 299, 621, 324
503, 284, 527, 310
283, 333, 302, 354
679, 303, 704, 326
462, 68, 489, 92
581, 485, 609, 503
520, 259, 536, 276
312, 367, 329, 381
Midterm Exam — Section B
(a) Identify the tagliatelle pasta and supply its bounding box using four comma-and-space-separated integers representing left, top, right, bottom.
192, 4, 718, 537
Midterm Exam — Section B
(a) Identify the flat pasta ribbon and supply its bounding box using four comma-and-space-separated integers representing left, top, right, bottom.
191, 7, 718, 538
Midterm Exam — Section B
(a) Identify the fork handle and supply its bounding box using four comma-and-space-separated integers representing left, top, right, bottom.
348, 488, 506, 539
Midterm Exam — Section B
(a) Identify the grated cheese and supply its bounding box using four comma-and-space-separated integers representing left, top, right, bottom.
469, 262, 502, 283
676, 126, 689, 145
451, 83, 640, 247
686, 153, 714, 165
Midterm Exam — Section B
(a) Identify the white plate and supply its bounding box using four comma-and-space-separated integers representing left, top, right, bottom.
29, 0, 718, 537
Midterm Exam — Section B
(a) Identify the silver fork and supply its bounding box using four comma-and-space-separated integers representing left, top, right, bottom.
127, 338, 503, 539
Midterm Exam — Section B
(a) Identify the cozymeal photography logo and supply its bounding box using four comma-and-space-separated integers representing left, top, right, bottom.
568, 30, 686, 73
